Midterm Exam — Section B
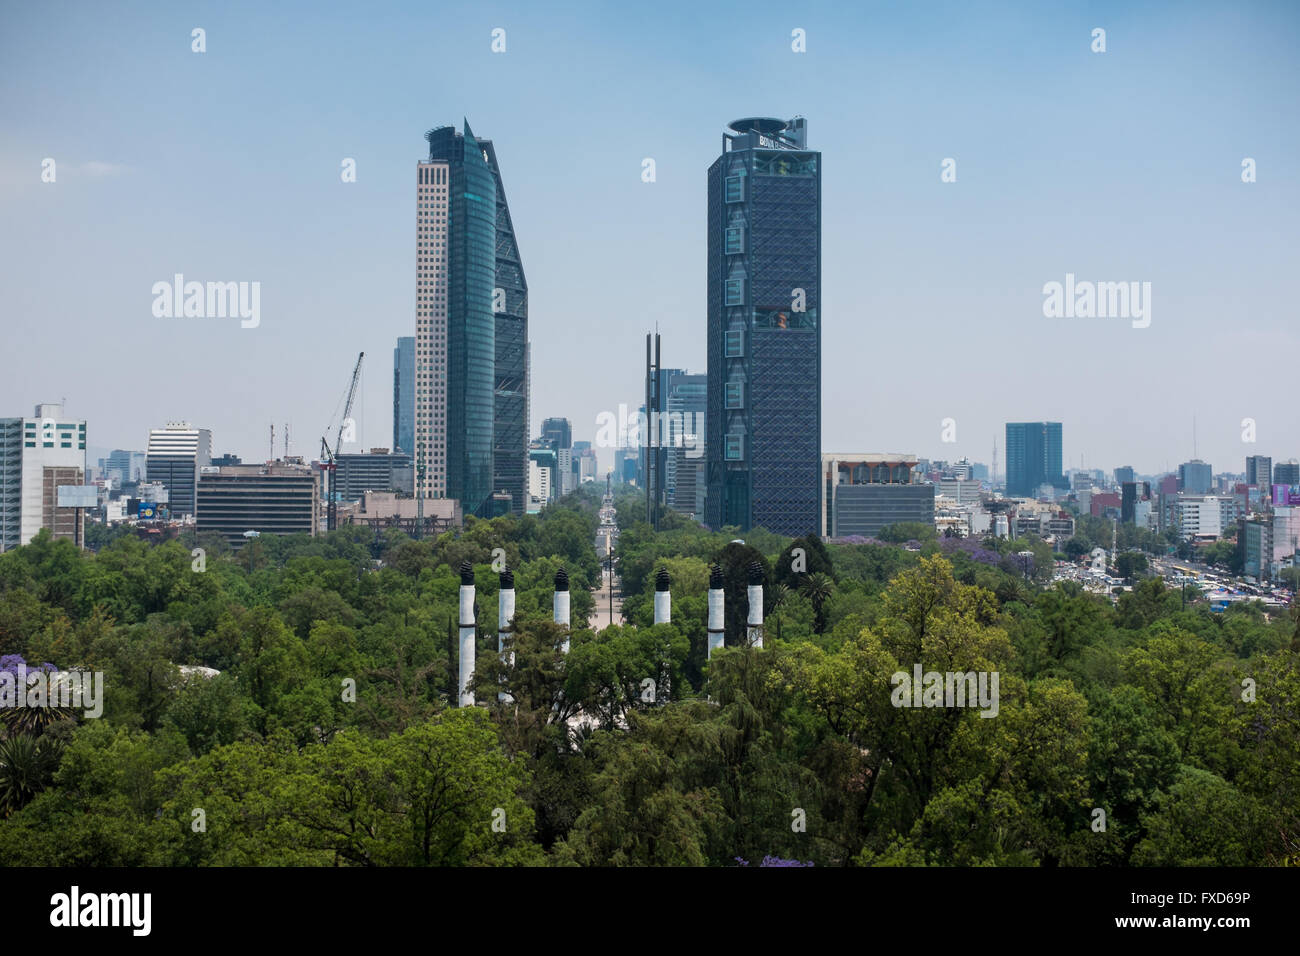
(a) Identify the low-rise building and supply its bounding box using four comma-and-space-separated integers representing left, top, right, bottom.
822, 453, 935, 538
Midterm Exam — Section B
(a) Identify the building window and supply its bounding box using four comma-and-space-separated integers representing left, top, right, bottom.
724, 329, 744, 357
725, 277, 745, 306
725, 433, 744, 461
725, 175, 745, 203
725, 382, 744, 409
724, 226, 744, 255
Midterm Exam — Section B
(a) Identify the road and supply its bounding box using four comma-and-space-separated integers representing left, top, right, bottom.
589, 491, 622, 630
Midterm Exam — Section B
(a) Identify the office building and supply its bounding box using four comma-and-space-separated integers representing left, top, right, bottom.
1239, 517, 1273, 581
103, 449, 145, 486
417, 121, 501, 517
1114, 465, 1135, 487
0, 419, 21, 551
937, 478, 982, 505
1173, 495, 1232, 540
706, 117, 821, 536
541, 418, 572, 453
482, 137, 530, 518
145, 422, 211, 519
0, 404, 87, 551
821, 454, 934, 538
393, 336, 415, 456
556, 447, 574, 498
196, 464, 319, 547
1272, 507, 1300, 569
335, 449, 413, 501
417, 121, 529, 519
1245, 455, 1271, 489
576, 445, 597, 484
1121, 481, 1151, 524
528, 446, 556, 512
664, 371, 706, 509
1275, 460, 1300, 486
1004, 422, 1064, 498
1178, 459, 1213, 494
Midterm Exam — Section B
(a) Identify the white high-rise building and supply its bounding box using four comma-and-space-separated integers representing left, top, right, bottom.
415, 159, 450, 500
0, 403, 87, 550
145, 422, 211, 519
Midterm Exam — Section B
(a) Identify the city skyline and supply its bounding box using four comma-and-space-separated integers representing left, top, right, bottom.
3, 1, 1299, 479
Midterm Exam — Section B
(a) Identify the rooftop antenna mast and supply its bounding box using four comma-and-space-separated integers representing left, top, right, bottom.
270, 423, 275, 461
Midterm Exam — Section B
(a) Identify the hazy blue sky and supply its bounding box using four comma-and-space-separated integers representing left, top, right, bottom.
2, 0, 1297, 479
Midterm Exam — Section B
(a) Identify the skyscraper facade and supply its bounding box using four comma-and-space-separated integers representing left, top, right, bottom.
145, 421, 210, 519
0, 418, 23, 551
414, 153, 450, 502
482, 138, 529, 518
393, 336, 415, 456
419, 121, 528, 519
706, 117, 821, 536
1245, 455, 1272, 488
1275, 460, 1300, 486
1178, 459, 1213, 495
541, 417, 572, 453
1004, 422, 1064, 498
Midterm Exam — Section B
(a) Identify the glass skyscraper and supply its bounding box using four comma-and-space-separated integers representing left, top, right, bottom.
481, 139, 529, 517
393, 336, 415, 456
706, 117, 821, 536
1005, 422, 1065, 497
421, 121, 502, 517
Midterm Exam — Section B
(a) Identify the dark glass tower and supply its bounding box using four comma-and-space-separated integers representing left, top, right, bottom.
1005, 422, 1065, 497
481, 138, 529, 517
393, 336, 414, 456
426, 121, 497, 516
706, 117, 821, 536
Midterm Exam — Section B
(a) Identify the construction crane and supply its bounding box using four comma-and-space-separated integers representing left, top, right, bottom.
321, 351, 365, 531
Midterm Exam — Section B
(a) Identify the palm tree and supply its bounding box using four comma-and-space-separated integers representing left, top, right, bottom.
0, 734, 62, 817
799, 572, 835, 634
